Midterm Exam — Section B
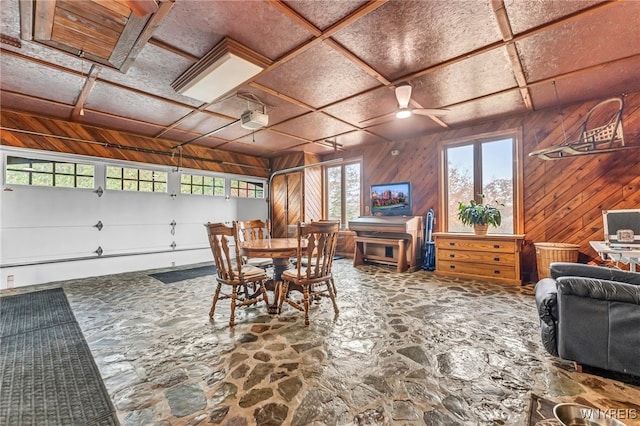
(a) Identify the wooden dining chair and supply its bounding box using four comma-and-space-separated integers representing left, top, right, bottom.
235, 219, 273, 269
278, 221, 340, 325
205, 222, 270, 327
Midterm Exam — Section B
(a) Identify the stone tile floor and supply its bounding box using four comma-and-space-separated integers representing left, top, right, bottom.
3, 259, 639, 425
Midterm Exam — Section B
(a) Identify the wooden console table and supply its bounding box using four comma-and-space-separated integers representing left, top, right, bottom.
433, 233, 525, 285
349, 216, 424, 272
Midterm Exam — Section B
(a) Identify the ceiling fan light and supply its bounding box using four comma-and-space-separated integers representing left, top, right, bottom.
396, 108, 412, 119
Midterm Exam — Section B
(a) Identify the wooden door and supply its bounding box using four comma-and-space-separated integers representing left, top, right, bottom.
271, 172, 303, 237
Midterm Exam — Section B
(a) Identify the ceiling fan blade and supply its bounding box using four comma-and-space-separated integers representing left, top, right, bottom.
126, 0, 159, 16
413, 108, 450, 116
395, 83, 412, 108
359, 111, 396, 126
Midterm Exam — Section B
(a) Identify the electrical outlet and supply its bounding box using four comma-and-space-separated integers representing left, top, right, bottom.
7, 275, 14, 288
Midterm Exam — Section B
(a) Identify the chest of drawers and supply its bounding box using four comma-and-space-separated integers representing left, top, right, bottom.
433, 233, 525, 285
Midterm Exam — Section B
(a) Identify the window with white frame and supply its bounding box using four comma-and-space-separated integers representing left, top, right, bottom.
180, 174, 224, 196
443, 134, 521, 234
230, 179, 264, 198
106, 166, 167, 192
5, 156, 95, 188
326, 161, 361, 227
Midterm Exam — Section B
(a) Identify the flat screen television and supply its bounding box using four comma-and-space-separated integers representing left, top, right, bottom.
370, 181, 412, 216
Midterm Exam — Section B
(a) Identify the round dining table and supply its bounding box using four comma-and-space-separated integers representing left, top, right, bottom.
238, 238, 307, 313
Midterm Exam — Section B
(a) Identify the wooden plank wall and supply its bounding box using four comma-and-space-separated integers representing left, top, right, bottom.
270, 153, 304, 237
0, 110, 270, 177
303, 153, 323, 223
3, 92, 638, 281
269, 152, 323, 237
325, 91, 640, 281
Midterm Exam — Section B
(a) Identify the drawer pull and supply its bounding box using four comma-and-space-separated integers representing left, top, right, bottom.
449, 254, 455, 258
450, 265, 456, 269
449, 242, 455, 246
494, 257, 500, 262
493, 244, 500, 249
494, 270, 500, 274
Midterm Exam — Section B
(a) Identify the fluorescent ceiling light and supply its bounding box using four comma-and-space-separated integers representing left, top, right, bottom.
172, 37, 271, 103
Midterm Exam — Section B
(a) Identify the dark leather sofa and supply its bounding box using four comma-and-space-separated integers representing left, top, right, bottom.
535, 262, 640, 376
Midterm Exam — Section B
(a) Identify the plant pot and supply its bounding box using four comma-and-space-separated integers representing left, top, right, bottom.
474, 224, 488, 235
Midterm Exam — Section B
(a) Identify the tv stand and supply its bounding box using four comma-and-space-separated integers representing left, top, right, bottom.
348, 216, 424, 272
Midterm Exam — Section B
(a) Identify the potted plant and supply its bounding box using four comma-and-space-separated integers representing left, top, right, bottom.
457, 196, 502, 235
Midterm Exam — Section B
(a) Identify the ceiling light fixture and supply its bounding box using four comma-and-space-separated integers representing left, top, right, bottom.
396, 108, 412, 119
172, 37, 272, 103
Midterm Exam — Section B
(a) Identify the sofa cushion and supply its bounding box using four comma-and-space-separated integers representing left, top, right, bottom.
557, 277, 640, 304
550, 262, 640, 285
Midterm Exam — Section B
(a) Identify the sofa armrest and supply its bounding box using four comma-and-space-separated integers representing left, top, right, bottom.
557, 277, 640, 304
534, 278, 560, 357
535, 278, 559, 324
550, 262, 640, 285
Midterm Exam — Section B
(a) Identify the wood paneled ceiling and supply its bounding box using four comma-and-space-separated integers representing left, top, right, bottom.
1, 0, 639, 159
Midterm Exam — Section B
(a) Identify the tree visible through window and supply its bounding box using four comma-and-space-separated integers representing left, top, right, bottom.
445, 137, 515, 234
5, 156, 94, 188
326, 162, 361, 227
106, 166, 167, 192
230, 179, 264, 198
181, 174, 224, 196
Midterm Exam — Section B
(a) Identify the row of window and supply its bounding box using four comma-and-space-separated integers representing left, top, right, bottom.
325, 133, 518, 234
6, 130, 517, 232
4, 156, 264, 198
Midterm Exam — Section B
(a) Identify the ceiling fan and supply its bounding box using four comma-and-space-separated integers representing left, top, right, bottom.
361, 82, 449, 126
393, 82, 449, 119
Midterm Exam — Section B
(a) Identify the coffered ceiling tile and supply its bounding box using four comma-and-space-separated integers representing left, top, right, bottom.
174, 113, 237, 136
1, 0, 20, 36
517, 2, 640, 83
214, 123, 260, 142
270, 111, 357, 142
152, 0, 311, 60
323, 86, 398, 127
286, 142, 339, 155
1, 92, 73, 120
1, 54, 84, 104
254, 42, 381, 108
530, 57, 640, 111
86, 82, 193, 126
332, 0, 502, 81
411, 47, 517, 108
283, 0, 368, 31
162, 129, 228, 149
156, 129, 195, 144
234, 130, 305, 151
443, 90, 526, 125
504, 0, 602, 35
0, 40, 85, 73
206, 86, 310, 126
80, 110, 165, 138
97, 43, 202, 107
368, 115, 443, 141
335, 130, 389, 148
218, 141, 275, 157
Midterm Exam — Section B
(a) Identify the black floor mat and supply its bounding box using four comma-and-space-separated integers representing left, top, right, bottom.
149, 265, 217, 284
0, 288, 119, 426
